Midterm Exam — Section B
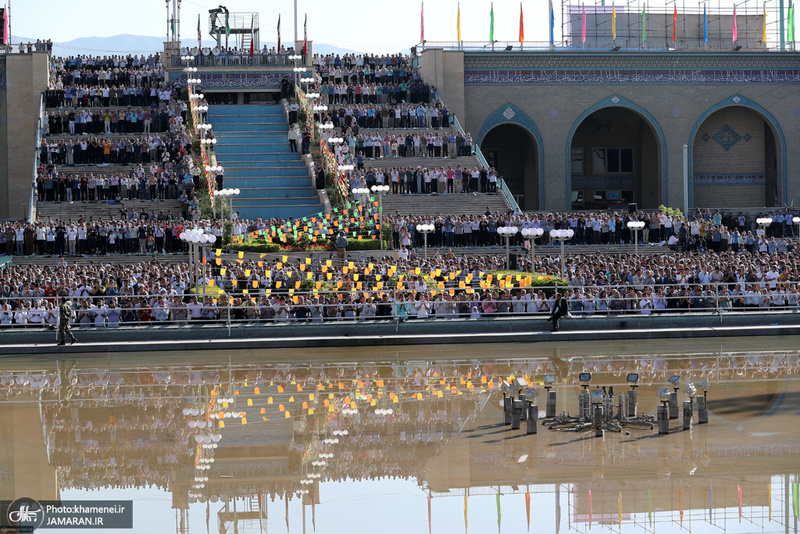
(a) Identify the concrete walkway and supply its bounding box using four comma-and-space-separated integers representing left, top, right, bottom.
2, 311, 799, 356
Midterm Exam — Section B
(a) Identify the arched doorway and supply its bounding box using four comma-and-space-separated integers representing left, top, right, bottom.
480, 124, 539, 210
691, 106, 779, 208
568, 106, 662, 210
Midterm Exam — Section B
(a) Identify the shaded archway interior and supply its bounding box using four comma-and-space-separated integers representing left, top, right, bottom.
480, 124, 539, 210
692, 106, 778, 208
570, 107, 661, 210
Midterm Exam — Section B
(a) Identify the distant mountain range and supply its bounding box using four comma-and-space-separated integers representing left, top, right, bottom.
11, 33, 361, 57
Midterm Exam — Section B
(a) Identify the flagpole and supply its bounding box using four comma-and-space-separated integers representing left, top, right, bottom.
294, 0, 298, 43
780, 0, 786, 50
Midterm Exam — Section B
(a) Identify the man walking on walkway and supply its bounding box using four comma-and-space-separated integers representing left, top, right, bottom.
58, 298, 77, 345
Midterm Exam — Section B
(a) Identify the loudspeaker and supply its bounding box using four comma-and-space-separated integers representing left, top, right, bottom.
628, 203, 638, 213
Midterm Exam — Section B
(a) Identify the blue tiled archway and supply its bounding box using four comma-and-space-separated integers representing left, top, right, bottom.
477, 103, 545, 208
564, 95, 669, 211
688, 95, 787, 207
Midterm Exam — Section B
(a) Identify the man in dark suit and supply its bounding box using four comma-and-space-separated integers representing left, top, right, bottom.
548, 292, 568, 332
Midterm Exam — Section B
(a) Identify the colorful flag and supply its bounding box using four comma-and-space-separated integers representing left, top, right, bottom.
642, 4, 647, 42
490, 3, 495, 42
733, 5, 738, 42
427, 495, 432, 534
421, 2, 425, 42
789, 1, 796, 42
496, 493, 502, 533
249, 15, 254, 57
612, 2, 617, 40
703, 4, 708, 42
277, 14, 281, 51
197, 14, 201, 49
525, 492, 531, 531
581, 4, 586, 43
673, 5, 677, 42
549, 0, 555, 45
457, 3, 462, 42
520, 2, 524, 43
463, 492, 468, 532
303, 14, 308, 55
2, 8, 8, 46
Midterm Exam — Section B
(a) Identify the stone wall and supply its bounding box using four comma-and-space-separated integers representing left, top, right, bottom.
433, 50, 800, 211
0, 52, 49, 220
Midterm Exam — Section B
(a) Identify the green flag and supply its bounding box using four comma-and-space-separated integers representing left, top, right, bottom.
171, 18, 175, 36
490, 3, 495, 41
641, 4, 647, 42
790, 3, 796, 42
225, 13, 230, 35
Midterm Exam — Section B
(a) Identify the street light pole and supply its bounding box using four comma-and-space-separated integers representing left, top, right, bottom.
521, 227, 544, 273
497, 226, 519, 270
415, 223, 435, 261
549, 229, 574, 279
627, 220, 645, 255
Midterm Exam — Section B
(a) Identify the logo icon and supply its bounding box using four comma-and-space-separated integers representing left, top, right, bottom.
6, 498, 44, 530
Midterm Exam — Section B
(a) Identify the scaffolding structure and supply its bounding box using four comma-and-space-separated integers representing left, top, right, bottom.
208, 9, 260, 53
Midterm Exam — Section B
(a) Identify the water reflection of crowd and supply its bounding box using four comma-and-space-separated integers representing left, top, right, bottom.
1, 354, 797, 493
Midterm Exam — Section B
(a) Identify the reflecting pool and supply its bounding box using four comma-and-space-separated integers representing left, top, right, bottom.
1, 337, 799, 533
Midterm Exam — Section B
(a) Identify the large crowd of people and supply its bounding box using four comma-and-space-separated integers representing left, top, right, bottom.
1, 215, 800, 327
34, 53, 203, 215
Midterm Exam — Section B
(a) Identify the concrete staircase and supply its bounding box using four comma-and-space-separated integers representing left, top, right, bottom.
209, 105, 323, 221
380, 192, 509, 217
37, 199, 183, 222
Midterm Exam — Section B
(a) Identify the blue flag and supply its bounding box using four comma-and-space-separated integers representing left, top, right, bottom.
549, 0, 555, 45
703, 5, 708, 42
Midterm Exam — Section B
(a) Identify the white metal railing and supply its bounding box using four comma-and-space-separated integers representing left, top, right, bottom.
2, 282, 799, 329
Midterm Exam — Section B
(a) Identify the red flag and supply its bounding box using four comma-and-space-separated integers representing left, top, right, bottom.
672, 5, 677, 42
249, 15, 254, 57
519, 3, 524, 43
1, 8, 8, 46
427, 495, 432, 534
302, 14, 308, 55
421, 2, 425, 42
738, 484, 743, 521
277, 14, 281, 52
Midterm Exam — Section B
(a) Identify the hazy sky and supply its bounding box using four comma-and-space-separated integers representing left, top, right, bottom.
8, 0, 763, 54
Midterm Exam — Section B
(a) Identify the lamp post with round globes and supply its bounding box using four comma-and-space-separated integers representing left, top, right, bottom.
627, 220, 646, 255
756, 217, 773, 240
521, 227, 544, 273
793, 216, 800, 244
179, 229, 217, 298
215, 188, 239, 225
371, 185, 390, 249
497, 226, 519, 270
415, 223, 435, 261
549, 229, 574, 279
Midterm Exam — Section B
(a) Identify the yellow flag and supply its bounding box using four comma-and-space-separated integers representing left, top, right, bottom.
763, 4, 767, 43
457, 2, 462, 42
612, 3, 617, 41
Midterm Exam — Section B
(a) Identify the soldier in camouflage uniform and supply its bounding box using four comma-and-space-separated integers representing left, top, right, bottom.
58, 298, 77, 345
